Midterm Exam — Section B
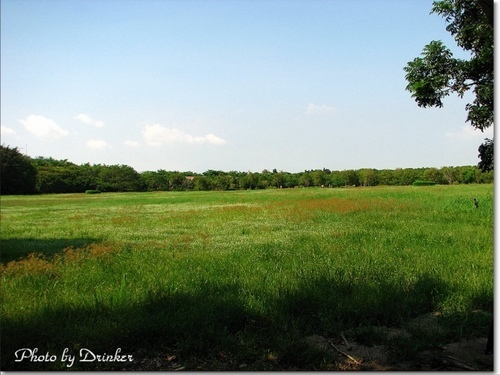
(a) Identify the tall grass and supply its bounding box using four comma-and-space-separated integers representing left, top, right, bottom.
0, 185, 493, 370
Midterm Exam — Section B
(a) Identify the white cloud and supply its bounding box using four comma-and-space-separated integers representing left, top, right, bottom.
306, 103, 336, 114
445, 125, 494, 140
20, 115, 69, 139
204, 133, 227, 145
124, 140, 140, 148
142, 124, 226, 146
86, 139, 108, 149
75, 113, 104, 127
1, 125, 16, 136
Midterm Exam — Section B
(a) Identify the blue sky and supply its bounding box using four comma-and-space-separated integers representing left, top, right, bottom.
1, 0, 493, 173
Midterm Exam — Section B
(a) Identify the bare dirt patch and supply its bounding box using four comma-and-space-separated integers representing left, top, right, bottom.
126, 317, 493, 371
305, 313, 493, 371
307, 335, 492, 371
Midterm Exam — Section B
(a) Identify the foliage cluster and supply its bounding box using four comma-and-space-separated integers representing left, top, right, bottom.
85, 190, 101, 194
477, 138, 494, 172
412, 180, 436, 186
0, 145, 37, 195
404, 0, 493, 132
404, 0, 493, 174
0, 145, 493, 195
0, 185, 493, 370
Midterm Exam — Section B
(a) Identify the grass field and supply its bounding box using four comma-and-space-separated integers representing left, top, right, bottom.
0, 184, 494, 370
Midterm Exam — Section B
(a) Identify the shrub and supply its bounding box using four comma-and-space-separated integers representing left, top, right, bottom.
85, 189, 101, 194
412, 180, 436, 186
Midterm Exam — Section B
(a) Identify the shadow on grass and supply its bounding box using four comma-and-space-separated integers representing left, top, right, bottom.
0, 238, 101, 264
1, 273, 493, 370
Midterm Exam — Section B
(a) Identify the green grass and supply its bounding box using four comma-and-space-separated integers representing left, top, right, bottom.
0, 185, 494, 370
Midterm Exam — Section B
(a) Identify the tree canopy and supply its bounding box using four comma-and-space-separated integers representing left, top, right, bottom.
0, 152, 494, 196
0, 145, 37, 195
404, 0, 493, 132
0, 146, 494, 195
478, 138, 494, 172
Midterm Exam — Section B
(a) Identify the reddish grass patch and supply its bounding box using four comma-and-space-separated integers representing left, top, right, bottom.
0, 243, 119, 276
266, 197, 399, 223
111, 215, 137, 225
0, 252, 58, 277
59, 243, 118, 263
295, 198, 397, 213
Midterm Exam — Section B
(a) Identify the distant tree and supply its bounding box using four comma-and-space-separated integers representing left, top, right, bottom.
203, 170, 228, 179
212, 174, 231, 190
394, 168, 424, 186
358, 168, 379, 187
31, 157, 92, 193
242, 172, 259, 190
257, 177, 269, 189
258, 170, 272, 188
479, 169, 494, 184
342, 170, 360, 187
459, 166, 476, 184
97, 165, 145, 192
286, 173, 300, 188
192, 176, 208, 191
271, 172, 287, 188
183, 176, 195, 191
377, 169, 397, 186
298, 172, 313, 187
36, 165, 83, 193
329, 171, 346, 187
78, 163, 99, 190
478, 138, 493, 172
311, 170, 327, 187
440, 166, 459, 185
423, 167, 446, 184
142, 171, 161, 191
141, 170, 172, 191
0, 145, 37, 194
31, 157, 74, 168
228, 171, 244, 190
165, 172, 185, 191
5, 147, 492, 195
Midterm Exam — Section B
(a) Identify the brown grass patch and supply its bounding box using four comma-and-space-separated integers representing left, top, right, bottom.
267, 197, 400, 223
296, 197, 397, 213
111, 215, 137, 225
58, 243, 119, 263
68, 213, 95, 222
0, 252, 58, 278
223, 204, 262, 211
0, 243, 120, 277
169, 235, 196, 250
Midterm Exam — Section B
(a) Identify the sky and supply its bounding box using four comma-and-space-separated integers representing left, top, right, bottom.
1, 0, 494, 173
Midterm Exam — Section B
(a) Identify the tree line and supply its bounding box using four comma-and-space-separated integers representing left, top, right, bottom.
0, 145, 493, 195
